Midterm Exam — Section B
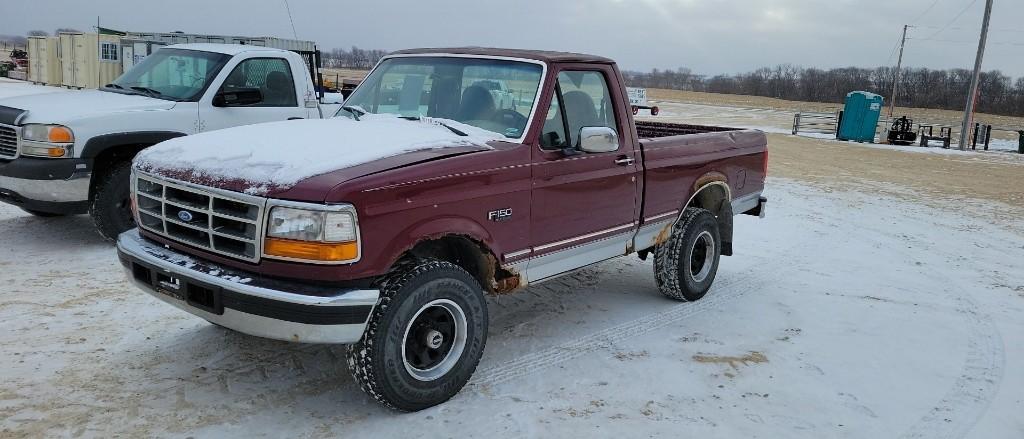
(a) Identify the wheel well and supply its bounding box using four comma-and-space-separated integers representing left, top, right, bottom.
89, 144, 150, 197
686, 183, 734, 256
403, 235, 514, 293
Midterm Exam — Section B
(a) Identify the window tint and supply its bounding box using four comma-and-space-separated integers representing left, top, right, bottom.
540, 87, 568, 149
221, 58, 297, 107
540, 71, 618, 150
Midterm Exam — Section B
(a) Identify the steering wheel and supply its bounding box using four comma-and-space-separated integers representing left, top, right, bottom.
492, 109, 528, 131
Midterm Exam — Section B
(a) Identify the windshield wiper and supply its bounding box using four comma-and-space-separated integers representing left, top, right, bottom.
129, 86, 163, 98
398, 116, 468, 137
103, 83, 124, 90
341, 105, 365, 121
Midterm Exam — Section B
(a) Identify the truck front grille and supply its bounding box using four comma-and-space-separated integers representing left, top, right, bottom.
134, 172, 267, 262
0, 125, 18, 159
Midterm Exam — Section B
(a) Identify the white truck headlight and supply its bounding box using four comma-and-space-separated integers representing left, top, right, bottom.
264, 205, 360, 263
20, 124, 74, 158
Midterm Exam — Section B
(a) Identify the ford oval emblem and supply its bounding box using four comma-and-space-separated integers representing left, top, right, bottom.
177, 210, 194, 222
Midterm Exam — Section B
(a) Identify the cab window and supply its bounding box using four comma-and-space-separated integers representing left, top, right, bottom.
220, 58, 297, 107
539, 70, 618, 150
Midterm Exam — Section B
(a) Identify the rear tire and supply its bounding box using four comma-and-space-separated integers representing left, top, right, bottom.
653, 207, 721, 301
347, 259, 488, 411
89, 160, 135, 241
20, 208, 65, 218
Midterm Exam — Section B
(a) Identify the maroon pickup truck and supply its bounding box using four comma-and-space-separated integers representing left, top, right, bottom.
116, 47, 767, 411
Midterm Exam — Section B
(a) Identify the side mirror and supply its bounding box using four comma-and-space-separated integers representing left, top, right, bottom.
213, 88, 263, 107
578, 126, 619, 153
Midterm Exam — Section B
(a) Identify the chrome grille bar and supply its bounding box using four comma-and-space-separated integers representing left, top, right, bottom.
134, 171, 267, 262
0, 124, 19, 159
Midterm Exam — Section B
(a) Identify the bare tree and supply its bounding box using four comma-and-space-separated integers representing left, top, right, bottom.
27, 30, 48, 37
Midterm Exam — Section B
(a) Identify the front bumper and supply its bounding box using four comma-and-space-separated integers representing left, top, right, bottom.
116, 230, 379, 344
0, 157, 91, 213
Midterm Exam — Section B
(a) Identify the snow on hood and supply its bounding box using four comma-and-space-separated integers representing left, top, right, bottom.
0, 81, 67, 100
135, 115, 503, 195
0, 89, 175, 123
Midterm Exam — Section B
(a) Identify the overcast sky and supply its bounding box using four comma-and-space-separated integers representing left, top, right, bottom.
2, 0, 1022, 77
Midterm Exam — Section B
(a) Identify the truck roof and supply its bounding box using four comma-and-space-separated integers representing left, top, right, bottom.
389, 47, 615, 65
164, 43, 292, 56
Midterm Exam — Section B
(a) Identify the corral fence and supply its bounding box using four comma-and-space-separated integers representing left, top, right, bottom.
791, 111, 840, 136
792, 112, 1023, 153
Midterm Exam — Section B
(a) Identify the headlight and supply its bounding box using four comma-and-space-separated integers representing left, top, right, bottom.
22, 124, 74, 143
20, 124, 74, 158
264, 205, 360, 263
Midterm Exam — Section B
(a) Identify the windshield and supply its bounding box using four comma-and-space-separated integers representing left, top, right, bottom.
107, 49, 231, 101
339, 57, 544, 139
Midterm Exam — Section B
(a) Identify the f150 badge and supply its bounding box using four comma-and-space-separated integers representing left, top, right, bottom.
488, 208, 512, 222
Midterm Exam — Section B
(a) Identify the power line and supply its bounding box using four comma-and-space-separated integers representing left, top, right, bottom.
913, 25, 1024, 33
923, 0, 980, 40
909, 37, 1024, 46
911, 0, 943, 23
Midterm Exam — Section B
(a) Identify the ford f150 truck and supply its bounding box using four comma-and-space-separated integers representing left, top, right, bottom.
0, 43, 344, 239
115, 47, 768, 411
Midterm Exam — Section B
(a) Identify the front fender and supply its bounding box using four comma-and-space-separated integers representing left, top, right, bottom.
381, 215, 496, 269
81, 131, 188, 159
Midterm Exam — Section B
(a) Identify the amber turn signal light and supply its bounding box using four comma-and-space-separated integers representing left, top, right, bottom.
47, 126, 74, 143
264, 237, 358, 262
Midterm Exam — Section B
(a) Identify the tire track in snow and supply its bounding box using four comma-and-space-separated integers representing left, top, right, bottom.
897, 296, 1005, 439
468, 268, 781, 389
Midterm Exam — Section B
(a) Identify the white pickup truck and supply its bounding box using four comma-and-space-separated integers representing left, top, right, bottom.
0, 43, 342, 239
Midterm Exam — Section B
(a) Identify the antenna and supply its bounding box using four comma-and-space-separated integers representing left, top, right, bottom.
283, 0, 298, 39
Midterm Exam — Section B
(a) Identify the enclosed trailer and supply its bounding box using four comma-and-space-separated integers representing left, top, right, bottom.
58, 32, 123, 89
27, 36, 61, 85
122, 32, 315, 52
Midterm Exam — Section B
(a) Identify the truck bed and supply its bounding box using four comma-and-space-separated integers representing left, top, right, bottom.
635, 120, 740, 139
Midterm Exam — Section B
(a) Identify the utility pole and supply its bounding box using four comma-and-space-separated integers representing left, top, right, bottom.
888, 25, 909, 120
959, 0, 994, 150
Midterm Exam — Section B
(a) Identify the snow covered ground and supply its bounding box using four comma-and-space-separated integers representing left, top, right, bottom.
645, 100, 1023, 154
2, 177, 1022, 438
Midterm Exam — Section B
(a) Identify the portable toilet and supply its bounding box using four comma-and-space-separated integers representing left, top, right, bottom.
837, 91, 884, 143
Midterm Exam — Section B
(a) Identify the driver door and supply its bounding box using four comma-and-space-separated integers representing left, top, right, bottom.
526, 67, 640, 281
199, 56, 308, 132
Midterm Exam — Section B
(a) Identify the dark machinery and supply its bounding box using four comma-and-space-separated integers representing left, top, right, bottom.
918, 124, 952, 148
886, 116, 917, 145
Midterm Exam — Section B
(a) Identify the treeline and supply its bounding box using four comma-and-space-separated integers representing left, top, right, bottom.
322, 46, 388, 70
623, 66, 1024, 117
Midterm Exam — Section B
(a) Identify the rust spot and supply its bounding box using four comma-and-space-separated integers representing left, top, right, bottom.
693, 172, 728, 193
654, 222, 674, 246
493, 274, 521, 294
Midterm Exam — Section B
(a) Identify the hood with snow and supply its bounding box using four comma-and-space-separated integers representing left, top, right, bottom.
134, 115, 503, 197
0, 89, 176, 125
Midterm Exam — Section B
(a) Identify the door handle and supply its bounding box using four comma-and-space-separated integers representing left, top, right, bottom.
614, 156, 635, 166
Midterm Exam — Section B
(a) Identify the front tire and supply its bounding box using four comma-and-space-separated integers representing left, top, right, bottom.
654, 207, 721, 301
347, 260, 488, 411
89, 160, 135, 241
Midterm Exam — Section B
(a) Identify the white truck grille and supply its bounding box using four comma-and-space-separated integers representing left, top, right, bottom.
134, 172, 267, 262
0, 125, 18, 159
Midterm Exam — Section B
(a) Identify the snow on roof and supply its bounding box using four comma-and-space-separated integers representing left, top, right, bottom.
134, 115, 502, 195
164, 43, 290, 56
